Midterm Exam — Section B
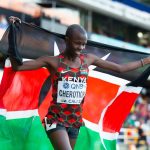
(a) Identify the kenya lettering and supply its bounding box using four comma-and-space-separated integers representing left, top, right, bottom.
62, 77, 86, 83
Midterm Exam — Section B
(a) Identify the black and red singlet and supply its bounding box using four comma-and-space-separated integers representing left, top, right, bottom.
46, 53, 89, 128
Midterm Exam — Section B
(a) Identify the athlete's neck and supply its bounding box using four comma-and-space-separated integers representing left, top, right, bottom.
63, 50, 79, 61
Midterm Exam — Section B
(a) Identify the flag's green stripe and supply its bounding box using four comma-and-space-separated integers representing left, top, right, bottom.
75, 126, 116, 150
101, 138, 117, 150
75, 126, 102, 150
0, 116, 53, 150
0, 116, 116, 150
0, 115, 14, 150
24, 116, 53, 150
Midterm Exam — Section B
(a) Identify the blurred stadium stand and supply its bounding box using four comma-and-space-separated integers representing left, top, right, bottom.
113, 0, 150, 13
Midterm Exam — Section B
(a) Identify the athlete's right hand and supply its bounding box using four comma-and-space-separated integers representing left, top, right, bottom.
9, 16, 21, 24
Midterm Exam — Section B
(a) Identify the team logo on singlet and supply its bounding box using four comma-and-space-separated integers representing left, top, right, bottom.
63, 82, 69, 89
57, 77, 87, 104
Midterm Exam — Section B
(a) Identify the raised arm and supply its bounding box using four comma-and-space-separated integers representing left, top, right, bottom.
8, 16, 57, 72
87, 53, 150, 73
9, 56, 53, 71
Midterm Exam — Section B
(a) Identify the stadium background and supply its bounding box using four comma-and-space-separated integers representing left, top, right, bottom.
0, 0, 150, 149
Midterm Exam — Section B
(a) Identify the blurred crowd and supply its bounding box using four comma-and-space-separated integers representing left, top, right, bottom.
0, 15, 8, 29
124, 88, 150, 149
0, 14, 8, 40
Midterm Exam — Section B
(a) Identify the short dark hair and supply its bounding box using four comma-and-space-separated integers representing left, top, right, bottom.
65, 24, 86, 38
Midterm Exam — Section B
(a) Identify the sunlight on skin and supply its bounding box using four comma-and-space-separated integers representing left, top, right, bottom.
54, 41, 111, 70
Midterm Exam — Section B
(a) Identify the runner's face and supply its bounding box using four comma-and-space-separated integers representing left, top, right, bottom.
66, 31, 87, 55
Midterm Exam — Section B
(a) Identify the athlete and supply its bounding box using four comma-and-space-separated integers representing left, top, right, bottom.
8, 16, 150, 150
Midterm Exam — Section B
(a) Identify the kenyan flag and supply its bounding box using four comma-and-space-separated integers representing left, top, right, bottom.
0, 59, 142, 150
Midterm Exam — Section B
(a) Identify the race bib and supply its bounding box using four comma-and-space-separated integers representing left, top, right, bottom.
57, 80, 87, 104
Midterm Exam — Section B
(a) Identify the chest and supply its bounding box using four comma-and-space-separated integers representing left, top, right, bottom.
57, 62, 88, 78
51, 54, 89, 78
62, 57, 82, 68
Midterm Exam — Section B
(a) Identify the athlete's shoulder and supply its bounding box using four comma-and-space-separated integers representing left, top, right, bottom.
87, 53, 100, 60
83, 53, 99, 65
86, 53, 96, 57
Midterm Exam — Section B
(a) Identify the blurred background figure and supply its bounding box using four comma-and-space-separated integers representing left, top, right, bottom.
0, 15, 8, 29
0, 14, 8, 39
136, 120, 148, 150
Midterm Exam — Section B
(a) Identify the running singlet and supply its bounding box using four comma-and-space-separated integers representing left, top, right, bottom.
46, 53, 89, 128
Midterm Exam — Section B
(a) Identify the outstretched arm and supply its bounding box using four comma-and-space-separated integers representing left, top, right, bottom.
10, 56, 49, 71
87, 53, 150, 73
8, 16, 56, 71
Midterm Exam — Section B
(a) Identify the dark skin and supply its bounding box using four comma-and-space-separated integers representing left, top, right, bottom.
9, 16, 150, 150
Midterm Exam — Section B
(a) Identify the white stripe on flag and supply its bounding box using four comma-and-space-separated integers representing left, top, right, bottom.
89, 70, 129, 86
83, 118, 99, 132
5, 58, 11, 68
123, 86, 142, 93
100, 131, 119, 140
83, 118, 119, 140
0, 108, 6, 116
6, 109, 39, 120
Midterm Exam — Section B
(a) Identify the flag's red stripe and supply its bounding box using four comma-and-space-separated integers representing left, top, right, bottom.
38, 89, 52, 120
83, 76, 120, 124
0, 68, 15, 109
0, 68, 15, 99
1, 67, 49, 111
102, 91, 139, 133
